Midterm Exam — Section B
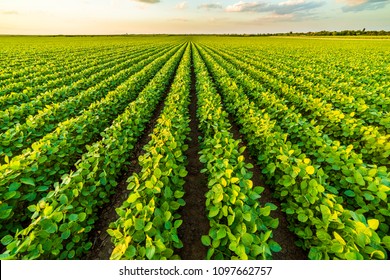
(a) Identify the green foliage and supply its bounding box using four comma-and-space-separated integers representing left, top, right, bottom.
108, 45, 192, 260
193, 45, 279, 260
195, 40, 389, 260
0, 36, 388, 260
0, 41, 187, 259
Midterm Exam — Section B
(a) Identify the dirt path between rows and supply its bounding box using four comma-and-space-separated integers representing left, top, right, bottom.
176, 57, 210, 260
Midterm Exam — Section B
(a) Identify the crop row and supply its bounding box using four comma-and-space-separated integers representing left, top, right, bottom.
201, 44, 390, 166
195, 44, 390, 260
192, 44, 280, 260
108, 44, 192, 260
0, 44, 171, 134
0, 44, 173, 162
220, 44, 390, 124
199, 45, 390, 234
0, 43, 187, 260
0, 44, 185, 240
0, 45, 135, 104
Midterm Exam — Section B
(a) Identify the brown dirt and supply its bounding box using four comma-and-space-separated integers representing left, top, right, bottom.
176, 59, 210, 260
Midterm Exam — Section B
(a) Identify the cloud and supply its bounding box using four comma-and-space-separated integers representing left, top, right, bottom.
338, 0, 390, 12
134, 0, 160, 3
175, 1, 188, 9
225, 1, 325, 14
225, 1, 261, 12
198, 3, 223, 10
1, 10, 18, 15
337, 0, 366, 5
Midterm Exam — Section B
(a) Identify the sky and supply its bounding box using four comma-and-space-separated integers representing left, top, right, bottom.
0, 0, 389, 34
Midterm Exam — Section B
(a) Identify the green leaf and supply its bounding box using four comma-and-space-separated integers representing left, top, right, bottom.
269, 240, 282, 252
179, 168, 188, 177
127, 193, 139, 203
201, 235, 211, 246
209, 206, 219, 218
260, 206, 271, 216
330, 242, 344, 253
345, 252, 359, 260
78, 212, 87, 222
216, 228, 226, 240
308, 248, 322, 260
41, 219, 57, 234
241, 233, 253, 246
145, 181, 154, 189
135, 218, 145, 231
100, 177, 107, 186
146, 246, 156, 260
83, 242, 92, 251
20, 177, 35, 186
344, 190, 355, 197
9, 182, 21, 192
154, 168, 162, 179
371, 250, 385, 260
316, 229, 331, 243
61, 230, 71, 240
43, 206, 53, 216
174, 191, 185, 199
354, 171, 365, 186
261, 231, 272, 242
69, 214, 78, 222
364, 192, 375, 201
243, 212, 251, 222
174, 220, 183, 229
59, 194, 68, 205
68, 250, 75, 259
144, 222, 153, 232
320, 205, 331, 220
298, 213, 308, 222
382, 236, 390, 250
1, 235, 13, 246
227, 215, 235, 226
4, 191, 17, 200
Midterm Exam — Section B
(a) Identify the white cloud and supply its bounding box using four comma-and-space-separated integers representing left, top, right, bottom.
337, 0, 367, 5
338, 0, 389, 12
279, 0, 305, 6
225, 1, 259, 12
225, 1, 325, 14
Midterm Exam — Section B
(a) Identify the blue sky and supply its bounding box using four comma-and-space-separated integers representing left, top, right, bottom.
0, 0, 389, 34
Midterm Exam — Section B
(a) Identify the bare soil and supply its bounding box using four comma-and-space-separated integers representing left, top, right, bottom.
176, 61, 210, 260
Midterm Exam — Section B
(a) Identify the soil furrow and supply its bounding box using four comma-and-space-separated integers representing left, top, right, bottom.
177, 48, 210, 260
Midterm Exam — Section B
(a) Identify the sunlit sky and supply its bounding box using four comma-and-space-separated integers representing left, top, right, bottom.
0, 0, 389, 34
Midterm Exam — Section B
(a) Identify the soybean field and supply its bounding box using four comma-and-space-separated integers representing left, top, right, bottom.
0, 35, 389, 260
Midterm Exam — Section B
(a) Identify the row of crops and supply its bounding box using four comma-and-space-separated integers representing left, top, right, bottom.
0, 36, 389, 260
